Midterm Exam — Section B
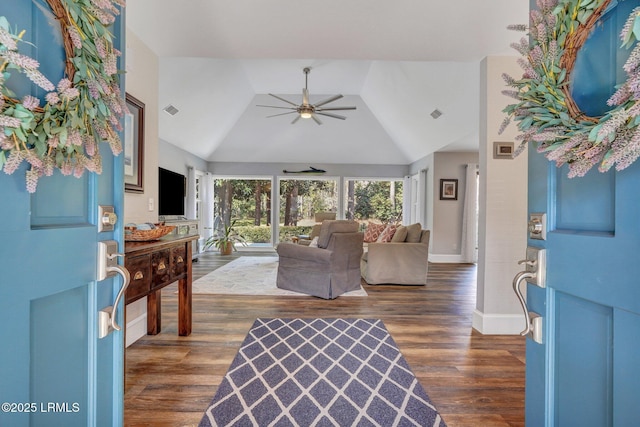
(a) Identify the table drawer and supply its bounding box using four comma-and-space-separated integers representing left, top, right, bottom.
170, 245, 187, 278
125, 254, 151, 303
151, 249, 171, 288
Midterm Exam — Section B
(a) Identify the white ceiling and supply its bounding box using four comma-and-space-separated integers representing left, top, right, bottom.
125, 0, 528, 165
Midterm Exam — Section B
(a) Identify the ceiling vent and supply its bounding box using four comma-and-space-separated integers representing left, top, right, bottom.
163, 104, 179, 116
430, 108, 443, 119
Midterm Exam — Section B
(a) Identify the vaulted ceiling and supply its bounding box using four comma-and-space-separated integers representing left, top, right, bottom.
125, 0, 528, 165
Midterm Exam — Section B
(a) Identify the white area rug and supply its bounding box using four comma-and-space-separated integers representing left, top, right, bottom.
192, 256, 367, 297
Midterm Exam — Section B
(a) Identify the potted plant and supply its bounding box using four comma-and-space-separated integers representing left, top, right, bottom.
204, 219, 246, 255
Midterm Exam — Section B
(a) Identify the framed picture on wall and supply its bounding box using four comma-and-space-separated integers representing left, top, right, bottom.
124, 93, 145, 193
439, 179, 458, 200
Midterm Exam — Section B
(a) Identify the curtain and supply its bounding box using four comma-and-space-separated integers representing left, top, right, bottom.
402, 175, 411, 225
185, 166, 196, 219
461, 163, 479, 263
419, 169, 427, 227
201, 173, 215, 250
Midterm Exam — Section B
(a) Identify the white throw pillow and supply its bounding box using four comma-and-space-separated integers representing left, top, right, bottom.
309, 236, 319, 247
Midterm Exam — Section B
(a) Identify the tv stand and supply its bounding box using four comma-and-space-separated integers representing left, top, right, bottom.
161, 217, 200, 259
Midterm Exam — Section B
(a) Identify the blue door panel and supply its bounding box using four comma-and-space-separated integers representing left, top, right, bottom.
613, 309, 640, 425
524, 2, 640, 424
553, 166, 615, 233
0, 3, 125, 426
554, 292, 612, 427
31, 174, 91, 228
524, 289, 546, 427
30, 286, 88, 427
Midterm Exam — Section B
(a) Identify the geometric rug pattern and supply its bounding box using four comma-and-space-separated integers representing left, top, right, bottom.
192, 257, 367, 297
199, 318, 446, 426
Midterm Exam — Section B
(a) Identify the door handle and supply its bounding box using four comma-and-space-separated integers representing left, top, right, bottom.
97, 241, 131, 339
512, 246, 546, 344
105, 264, 130, 332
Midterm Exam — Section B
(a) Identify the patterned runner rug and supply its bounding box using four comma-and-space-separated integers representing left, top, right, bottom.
199, 318, 446, 427
192, 257, 367, 297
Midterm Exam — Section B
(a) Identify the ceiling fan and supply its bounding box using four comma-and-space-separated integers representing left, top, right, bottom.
257, 67, 356, 125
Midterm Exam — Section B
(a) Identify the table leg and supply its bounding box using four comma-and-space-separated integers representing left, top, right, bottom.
178, 243, 193, 336
147, 290, 161, 335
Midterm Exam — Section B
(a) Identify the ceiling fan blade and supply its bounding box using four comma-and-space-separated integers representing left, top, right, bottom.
311, 114, 323, 125
268, 93, 299, 107
256, 105, 297, 110
291, 115, 301, 124
266, 111, 297, 118
313, 94, 343, 107
315, 106, 357, 111
316, 112, 346, 120
302, 88, 310, 106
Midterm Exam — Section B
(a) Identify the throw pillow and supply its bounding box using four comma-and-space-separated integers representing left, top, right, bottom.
377, 223, 397, 242
391, 225, 408, 242
405, 223, 423, 243
308, 236, 319, 247
363, 223, 385, 243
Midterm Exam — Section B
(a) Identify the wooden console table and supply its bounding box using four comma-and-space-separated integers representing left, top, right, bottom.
125, 235, 198, 336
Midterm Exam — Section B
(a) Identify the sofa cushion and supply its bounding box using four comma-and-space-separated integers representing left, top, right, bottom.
405, 223, 423, 243
377, 224, 397, 242
363, 222, 385, 243
391, 225, 408, 242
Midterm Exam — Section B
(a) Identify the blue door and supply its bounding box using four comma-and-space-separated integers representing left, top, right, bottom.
0, 3, 126, 426
524, 2, 640, 425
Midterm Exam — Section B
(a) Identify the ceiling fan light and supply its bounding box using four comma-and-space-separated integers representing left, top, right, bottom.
300, 111, 312, 119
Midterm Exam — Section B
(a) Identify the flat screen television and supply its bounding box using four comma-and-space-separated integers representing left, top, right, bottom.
158, 167, 186, 216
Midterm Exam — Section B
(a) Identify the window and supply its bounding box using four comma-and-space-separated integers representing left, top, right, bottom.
213, 178, 273, 247
344, 179, 403, 226
278, 178, 338, 242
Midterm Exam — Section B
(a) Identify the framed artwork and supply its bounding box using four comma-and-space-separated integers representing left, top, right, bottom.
439, 179, 458, 200
493, 141, 514, 159
124, 93, 145, 193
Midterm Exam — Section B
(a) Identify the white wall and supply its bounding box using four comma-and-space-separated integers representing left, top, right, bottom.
409, 151, 479, 262
474, 56, 529, 335
160, 139, 208, 177
432, 152, 479, 259
124, 29, 159, 347
124, 30, 159, 225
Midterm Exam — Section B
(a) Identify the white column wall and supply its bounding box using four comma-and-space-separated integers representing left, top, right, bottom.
474, 56, 529, 334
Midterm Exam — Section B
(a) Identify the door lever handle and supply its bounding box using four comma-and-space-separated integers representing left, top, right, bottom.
97, 240, 131, 338
513, 271, 536, 336
512, 246, 546, 344
105, 264, 130, 332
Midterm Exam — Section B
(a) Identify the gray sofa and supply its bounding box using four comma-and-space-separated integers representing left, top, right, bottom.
360, 225, 430, 285
276, 220, 364, 299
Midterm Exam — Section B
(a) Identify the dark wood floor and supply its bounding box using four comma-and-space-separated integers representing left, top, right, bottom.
124, 251, 525, 427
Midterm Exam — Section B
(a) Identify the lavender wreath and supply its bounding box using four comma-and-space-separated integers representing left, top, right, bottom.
501, 0, 640, 177
0, 0, 126, 192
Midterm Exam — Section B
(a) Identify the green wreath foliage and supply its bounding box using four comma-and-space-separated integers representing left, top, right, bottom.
502, 0, 640, 177
0, 0, 126, 192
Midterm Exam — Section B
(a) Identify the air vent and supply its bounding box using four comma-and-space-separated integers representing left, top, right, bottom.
163, 104, 179, 116
430, 108, 443, 119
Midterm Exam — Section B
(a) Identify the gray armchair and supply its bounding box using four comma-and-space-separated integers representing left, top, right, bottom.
276, 220, 364, 299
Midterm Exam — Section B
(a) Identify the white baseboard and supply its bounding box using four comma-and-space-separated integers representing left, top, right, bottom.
472, 309, 523, 335
125, 313, 147, 348
428, 253, 463, 263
